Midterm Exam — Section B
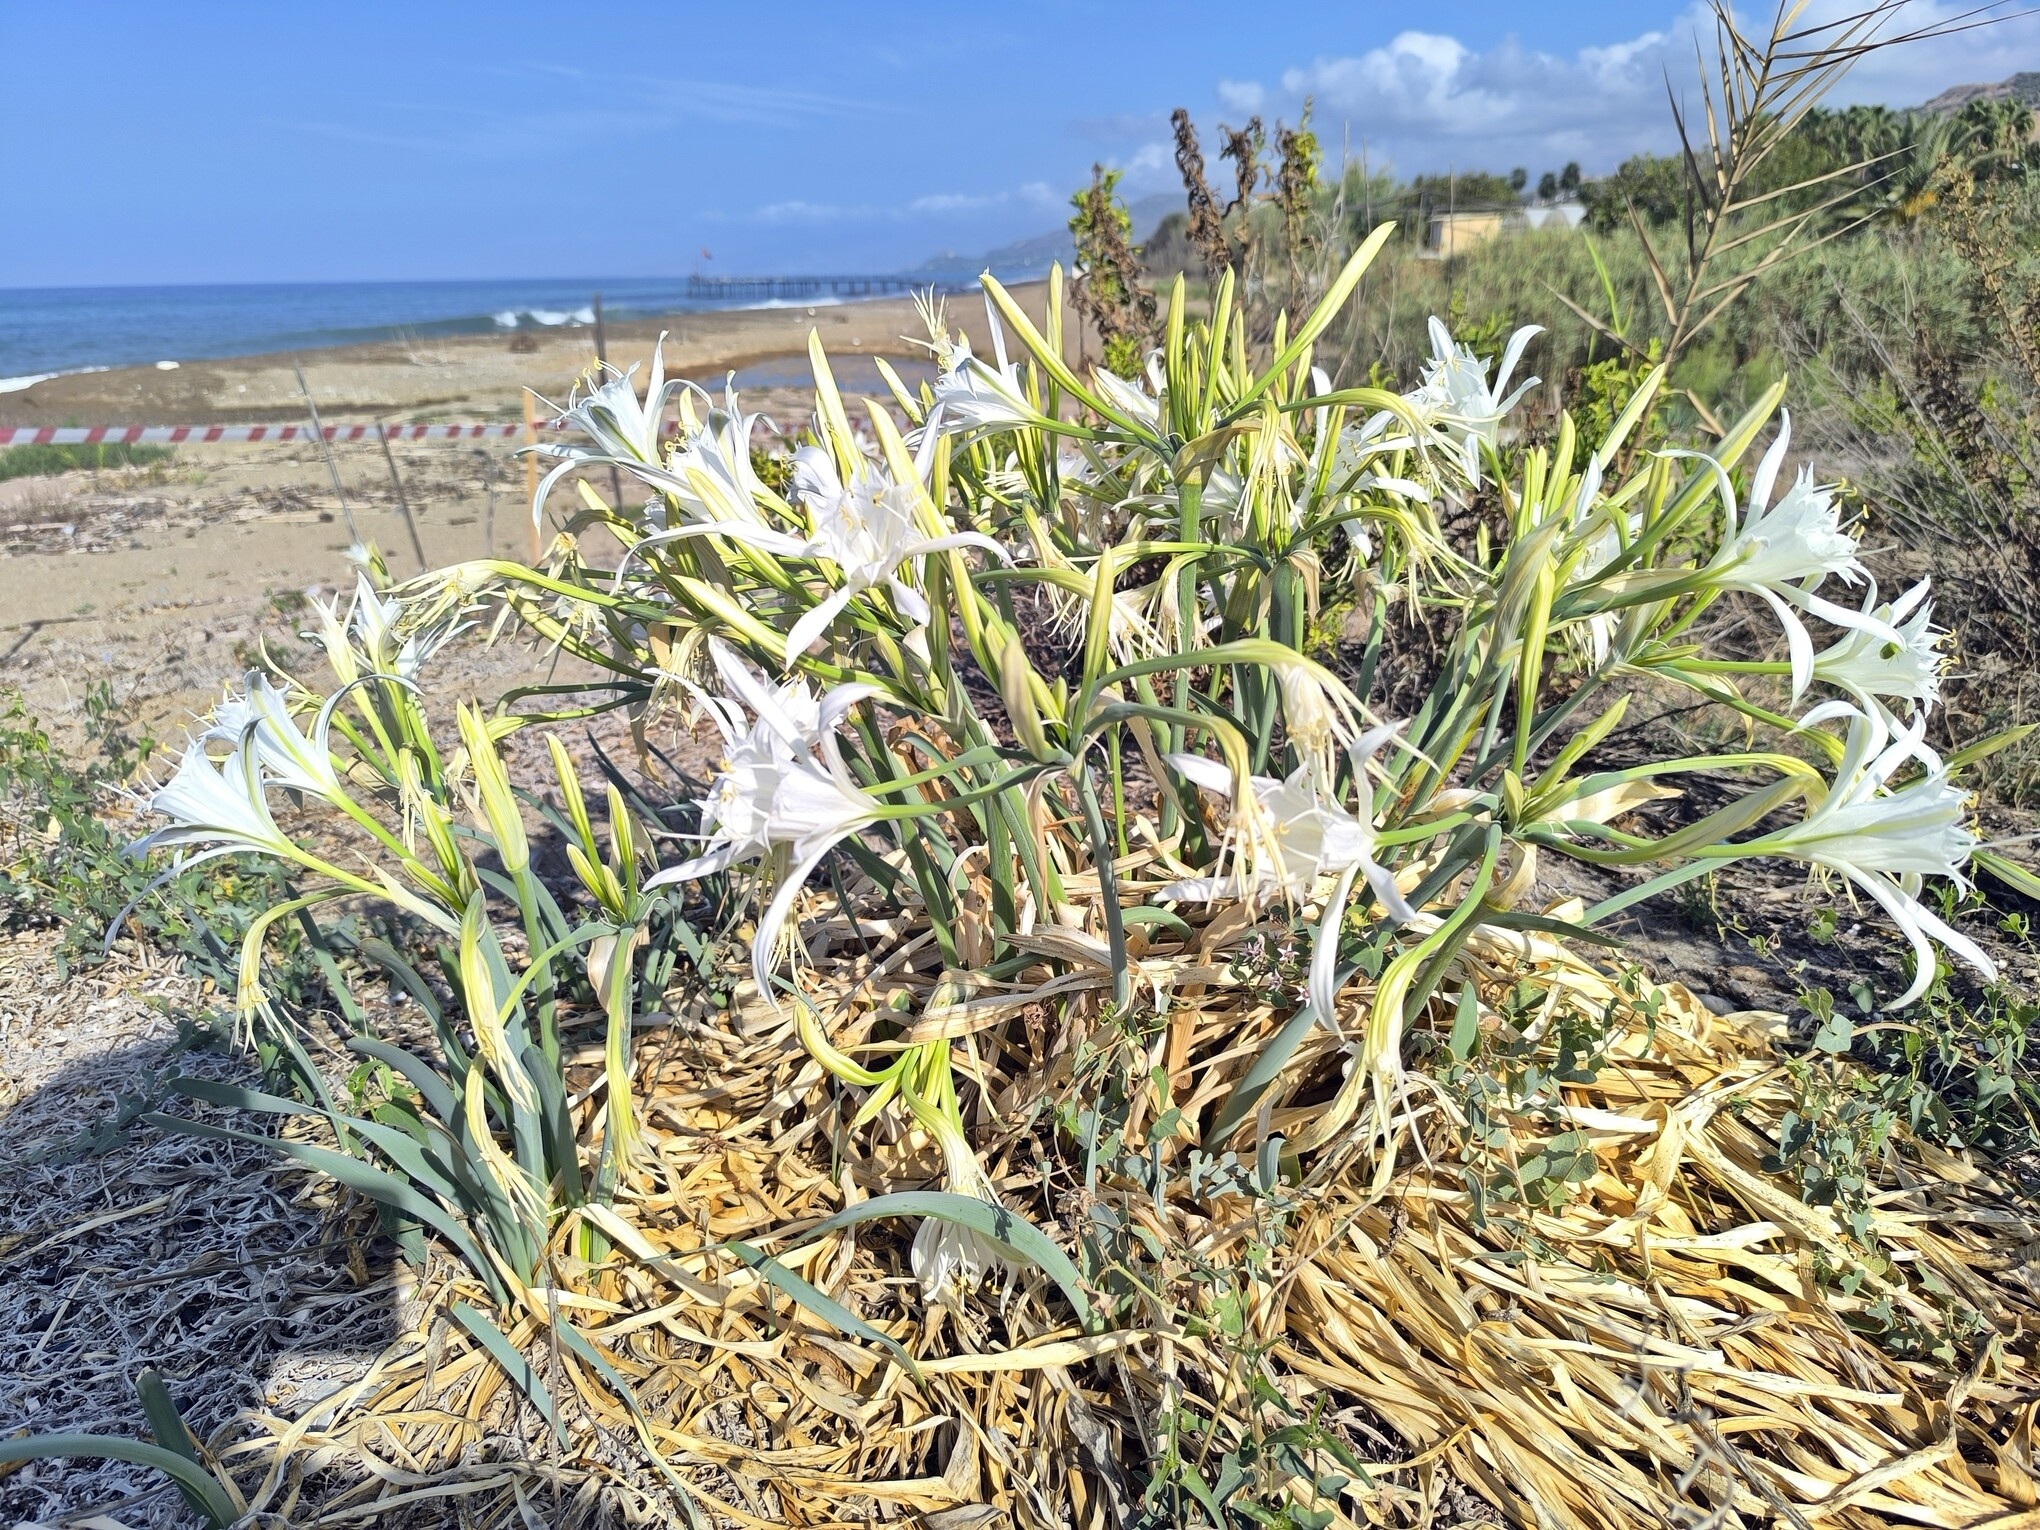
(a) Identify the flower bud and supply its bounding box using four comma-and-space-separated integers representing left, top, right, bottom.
997, 631, 1053, 759
459, 705, 529, 877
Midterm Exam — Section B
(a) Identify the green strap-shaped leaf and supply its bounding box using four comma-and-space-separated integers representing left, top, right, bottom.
346, 1036, 459, 1122
1230, 221, 1397, 415
791, 1191, 1096, 1333
134, 1367, 201, 1462
450, 1302, 567, 1446
547, 1320, 709, 1527
350, 934, 446, 1025
167, 1077, 469, 1207
1120, 906, 1192, 937
1204, 998, 1322, 1150
1477, 908, 1622, 950
1977, 849, 2040, 903
0, 1434, 237, 1527
143, 1112, 510, 1302
724, 1239, 923, 1381
133, 1368, 216, 1521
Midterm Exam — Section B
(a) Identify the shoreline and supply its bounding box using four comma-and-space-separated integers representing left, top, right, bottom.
0, 283, 1056, 430
0, 278, 1076, 752
0, 291, 902, 392
0, 272, 985, 384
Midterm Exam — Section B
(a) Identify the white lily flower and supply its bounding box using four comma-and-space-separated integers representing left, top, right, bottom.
662, 385, 779, 527
911, 1211, 1014, 1304
909, 1125, 1019, 1304
129, 735, 298, 868
1278, 663, 1370, 787
1405, 317, 1542, 479
202, 671, 341, 800
1335, 407, 1423, 480
347, 577, 427, 678
927, 304, 1040, 437
603, 386, 819, 586
661, 712, 786, 883
646, 643, 882, 995
1089, 350, 1166, 432
306, 584, 363, 687
307, 575, 455, 684
527, 335, 696, 521
555, 335, 682, 467
1039, 577, 1169, 665
782, 445, 1007, 658
1812, 579, 1947, 715
1736, 703, 1993, 1007
1699, 412, 1902, 699
1164, 729, 1417, 1037
1720, 470, 1862, 587
1159, 727, 1415, 921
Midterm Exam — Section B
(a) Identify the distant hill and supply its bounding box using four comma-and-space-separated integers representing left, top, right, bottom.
908, 193, 1180, 285
1916, 72, 2040, 115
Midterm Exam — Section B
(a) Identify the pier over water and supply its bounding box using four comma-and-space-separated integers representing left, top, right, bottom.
684, 274, 926, 302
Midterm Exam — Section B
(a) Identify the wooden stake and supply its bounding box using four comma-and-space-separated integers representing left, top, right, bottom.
293, 360, 360, 546
376, 420, 427, 572
482, 446, 497, 558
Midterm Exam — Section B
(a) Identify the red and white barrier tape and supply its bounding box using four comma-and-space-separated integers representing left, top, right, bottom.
0, 422, 547, 446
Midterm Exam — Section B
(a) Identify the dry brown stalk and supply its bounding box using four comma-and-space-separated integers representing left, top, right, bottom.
1552, 1, 2008, 430
1173, 108, 1232, 283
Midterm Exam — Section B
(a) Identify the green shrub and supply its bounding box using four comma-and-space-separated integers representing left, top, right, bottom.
0, 442, 171, 482
0, 684, 295, 986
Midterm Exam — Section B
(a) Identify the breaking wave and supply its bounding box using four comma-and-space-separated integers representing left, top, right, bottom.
492, 306, 597, 329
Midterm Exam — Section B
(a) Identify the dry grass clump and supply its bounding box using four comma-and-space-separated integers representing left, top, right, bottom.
179, 862, 2040, 1530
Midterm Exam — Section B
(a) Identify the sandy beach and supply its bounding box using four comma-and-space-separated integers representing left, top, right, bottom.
0, 284, 1062, 748
0, 287, 1055, 428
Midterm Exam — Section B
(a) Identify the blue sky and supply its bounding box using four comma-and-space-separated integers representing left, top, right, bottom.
2, 1, 2032, 288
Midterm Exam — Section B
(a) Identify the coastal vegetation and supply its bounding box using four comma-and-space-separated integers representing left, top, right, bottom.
4, 5, 2040, 1527
0, 440, 171, 482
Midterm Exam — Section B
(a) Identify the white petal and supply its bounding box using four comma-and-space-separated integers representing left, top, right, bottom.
1308, 864, 1361, 1032
1756, 587, 1817, 703
1164, 752, 1235, 797
784, 582, 861, 660
751, 837, 852, 1002
1363, 859, 1419, 924
1751, 409, 1791, 514
1493, 325, 1544, 396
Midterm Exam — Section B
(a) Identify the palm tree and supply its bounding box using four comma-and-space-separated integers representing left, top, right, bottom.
1883, 111, 1977, 221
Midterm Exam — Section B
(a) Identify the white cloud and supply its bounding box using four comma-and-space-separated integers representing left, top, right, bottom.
1253, 3, 2040, 177
1277, 26, 1667, 172
910, 191, 1004, 213
752, 181, 1064, 225
1123, 141, 1172, 177
1217, 79, 1266, 114
755, 199, 871, 223
1812, 0, 2040, 109
1578, 32, 1668, 78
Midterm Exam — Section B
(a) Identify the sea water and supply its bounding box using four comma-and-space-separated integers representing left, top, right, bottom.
0, 277, 815, 388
